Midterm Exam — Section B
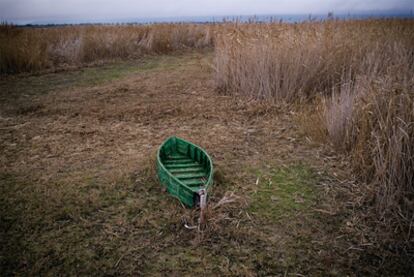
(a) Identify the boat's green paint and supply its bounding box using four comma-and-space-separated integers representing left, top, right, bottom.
157, 136, 214, 207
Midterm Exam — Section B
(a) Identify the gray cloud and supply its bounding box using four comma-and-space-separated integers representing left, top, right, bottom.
1, 0, 413, 23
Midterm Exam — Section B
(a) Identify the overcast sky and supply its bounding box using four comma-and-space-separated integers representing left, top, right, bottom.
1, 0, 413, 23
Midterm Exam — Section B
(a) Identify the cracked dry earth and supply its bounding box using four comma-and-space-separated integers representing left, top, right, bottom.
1, 51, 373, 276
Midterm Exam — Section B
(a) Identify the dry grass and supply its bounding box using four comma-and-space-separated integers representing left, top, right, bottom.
214, 19, 414, 240
2, 20, 414, 274
214, 19, 413, 100
1, 51, 369, 275
0, 23, 214, 74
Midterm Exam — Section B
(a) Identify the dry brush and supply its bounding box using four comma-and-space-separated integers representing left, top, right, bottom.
214, 19, 414, 236
0, 23, 214, 74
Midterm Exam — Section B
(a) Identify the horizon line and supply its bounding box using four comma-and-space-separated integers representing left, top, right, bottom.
4, 9, 413, 26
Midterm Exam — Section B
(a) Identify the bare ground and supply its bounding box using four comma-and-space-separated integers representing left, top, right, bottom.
1, 51, 411, 276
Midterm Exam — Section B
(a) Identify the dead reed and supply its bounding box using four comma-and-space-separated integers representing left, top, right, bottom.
0, 23, 214, 74
214, 19, 414, 235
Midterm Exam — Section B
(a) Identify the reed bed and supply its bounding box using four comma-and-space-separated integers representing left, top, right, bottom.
0, 23, 214, 74
214, 19, 414, 235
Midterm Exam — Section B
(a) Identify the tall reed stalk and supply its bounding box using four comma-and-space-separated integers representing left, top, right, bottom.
0, 23, 215, 74
214, 19, 414, 234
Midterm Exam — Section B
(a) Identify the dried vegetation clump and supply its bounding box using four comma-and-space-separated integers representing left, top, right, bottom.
0, 23, 214, 74
214, 19, 414, 237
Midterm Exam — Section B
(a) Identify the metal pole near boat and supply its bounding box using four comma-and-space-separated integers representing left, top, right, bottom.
198, 189, 207, 227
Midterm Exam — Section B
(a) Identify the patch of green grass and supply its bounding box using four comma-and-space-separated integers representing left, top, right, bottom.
0, 171, 135, 275
249, 164, 319, 222
1, 162, 206, 275
0, 53, 189, 98
0, 161, 346, 275
74, 55, 181, 87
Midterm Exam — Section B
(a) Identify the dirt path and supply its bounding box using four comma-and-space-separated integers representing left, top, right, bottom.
0, 51, 396, 275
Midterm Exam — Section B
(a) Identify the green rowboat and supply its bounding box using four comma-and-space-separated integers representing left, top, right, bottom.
157, 136, 214, 208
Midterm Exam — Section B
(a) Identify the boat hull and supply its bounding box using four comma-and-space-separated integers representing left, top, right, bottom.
157, 137, 214, 207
